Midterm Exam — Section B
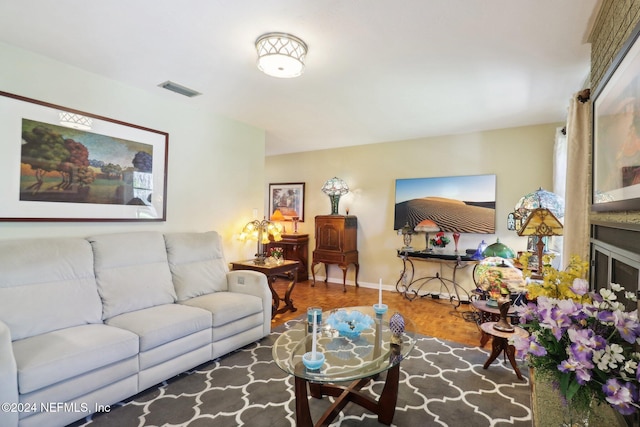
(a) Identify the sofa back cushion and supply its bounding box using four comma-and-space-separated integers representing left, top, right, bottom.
164, 231, 229, 301
0, 237, 102, 341
88, 231, 177, 320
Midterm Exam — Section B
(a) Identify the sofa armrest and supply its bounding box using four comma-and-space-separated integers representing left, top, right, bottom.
0, 320, 18, 427
227, 270, 271, 336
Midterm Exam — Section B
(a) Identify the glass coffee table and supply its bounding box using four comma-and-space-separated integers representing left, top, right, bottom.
272, 306, 416, 426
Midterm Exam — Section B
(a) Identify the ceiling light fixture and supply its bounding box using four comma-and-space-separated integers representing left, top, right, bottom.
255, 32, 307, 78
59, 111, 92, 130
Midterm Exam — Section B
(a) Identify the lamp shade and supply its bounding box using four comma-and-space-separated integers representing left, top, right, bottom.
270, 209, 285, 221
482, 238, 516, 259
239, 218, 283, 264
255, 32, 307, 78
517, 208, 563, 237
514, 188, 564, 220
414, 219, 440, 233
321, 177, 349, 196
321, 177, 349, 215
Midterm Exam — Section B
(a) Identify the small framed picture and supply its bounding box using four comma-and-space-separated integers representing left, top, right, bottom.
268, 182, 305, 222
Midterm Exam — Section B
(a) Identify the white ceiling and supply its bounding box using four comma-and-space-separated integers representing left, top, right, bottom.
0, 0, 600, 156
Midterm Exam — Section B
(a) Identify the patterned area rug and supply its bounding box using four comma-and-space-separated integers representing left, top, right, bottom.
69, 320, 532, 426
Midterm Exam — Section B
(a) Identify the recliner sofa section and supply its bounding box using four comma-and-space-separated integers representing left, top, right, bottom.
0, 231, 271, 427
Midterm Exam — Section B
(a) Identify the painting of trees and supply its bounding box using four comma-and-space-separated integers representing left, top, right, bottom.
21, 124, 70, 193
20, 118, 153, 205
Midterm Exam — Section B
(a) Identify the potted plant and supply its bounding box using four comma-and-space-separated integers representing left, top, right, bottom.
512, 254, 640, 424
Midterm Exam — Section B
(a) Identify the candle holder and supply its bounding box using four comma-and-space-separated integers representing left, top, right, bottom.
302, 351, 325, 370
373, 303, 388, 315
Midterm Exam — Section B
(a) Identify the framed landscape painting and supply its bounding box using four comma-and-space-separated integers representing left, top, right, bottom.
268, 182, 305, 222
0, 91, 168, 221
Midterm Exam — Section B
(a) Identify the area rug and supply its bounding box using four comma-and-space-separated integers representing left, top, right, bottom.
69, 320, 532, 427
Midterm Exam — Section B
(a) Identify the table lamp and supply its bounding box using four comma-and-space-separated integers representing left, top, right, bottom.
239, 218, 283, 264
321, 177, 349, 215
517, 208, 563, 278
270, 209, 286, 232
414, 219, 440, 252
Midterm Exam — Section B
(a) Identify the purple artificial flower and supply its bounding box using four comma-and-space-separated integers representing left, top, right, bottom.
603, 379, 638, 415
511, 334, 546, 358
558, 356, 593, 384
543, 303, 576, 341
613, 311, 640, 344
514, 302, 538, 324
570, 278, 589, 296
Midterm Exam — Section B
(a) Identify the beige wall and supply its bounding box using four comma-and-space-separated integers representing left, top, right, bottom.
0, 42, 265, 262
266, 123, 560, 293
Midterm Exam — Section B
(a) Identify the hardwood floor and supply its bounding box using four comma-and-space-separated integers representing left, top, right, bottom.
271, 278, 482, 347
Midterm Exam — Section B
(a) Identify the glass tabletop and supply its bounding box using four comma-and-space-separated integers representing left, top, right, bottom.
272, 306, 416, 383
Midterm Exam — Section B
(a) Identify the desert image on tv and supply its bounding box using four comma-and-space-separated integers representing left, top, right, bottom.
394, 175, 496, 234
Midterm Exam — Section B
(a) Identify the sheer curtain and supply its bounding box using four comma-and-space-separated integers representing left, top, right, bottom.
561, 90, 591, 265
551, 127, 566, 258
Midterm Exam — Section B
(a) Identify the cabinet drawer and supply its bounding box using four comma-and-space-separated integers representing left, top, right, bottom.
313, 251, 345, 263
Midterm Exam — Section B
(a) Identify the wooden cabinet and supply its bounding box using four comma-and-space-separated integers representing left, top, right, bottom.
267, 233, 309, 282
311, 215, 359, 291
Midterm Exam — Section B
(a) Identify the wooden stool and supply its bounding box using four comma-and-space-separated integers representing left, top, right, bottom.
480, 322, 529, 380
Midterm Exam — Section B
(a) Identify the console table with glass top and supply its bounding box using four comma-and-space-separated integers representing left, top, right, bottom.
272, 306, 416, 427
395, 249, 477, 308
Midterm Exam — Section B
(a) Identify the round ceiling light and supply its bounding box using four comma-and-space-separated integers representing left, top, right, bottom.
255, 32, 307, 78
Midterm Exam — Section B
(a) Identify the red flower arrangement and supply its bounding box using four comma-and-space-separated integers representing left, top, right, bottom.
429, 232, 450, 248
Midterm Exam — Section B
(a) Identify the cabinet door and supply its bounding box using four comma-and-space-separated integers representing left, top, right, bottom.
317, 220, 343, 251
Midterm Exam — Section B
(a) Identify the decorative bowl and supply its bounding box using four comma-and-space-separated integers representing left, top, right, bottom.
302, 351, 325, 370
326, 309, 374, 339
373, 303, 388, 315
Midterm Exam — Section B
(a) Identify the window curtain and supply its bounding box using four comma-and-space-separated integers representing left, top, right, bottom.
561, 90, 591, 266
551, 127, 566, 257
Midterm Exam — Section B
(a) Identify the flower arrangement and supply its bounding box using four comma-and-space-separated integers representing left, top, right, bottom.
512, 254, 640, 416
269, 247, 284, 259
430, 232, 450, 248
518, 252, 590, 301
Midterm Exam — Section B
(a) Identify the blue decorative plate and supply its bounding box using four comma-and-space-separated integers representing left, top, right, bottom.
326, 309, 374, 339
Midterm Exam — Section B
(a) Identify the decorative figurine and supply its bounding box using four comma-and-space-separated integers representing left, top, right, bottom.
389, 312, 405, 344
493, 300, 515, 333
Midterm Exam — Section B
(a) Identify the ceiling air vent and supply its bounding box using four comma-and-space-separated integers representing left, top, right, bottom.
158, 81, 201, 97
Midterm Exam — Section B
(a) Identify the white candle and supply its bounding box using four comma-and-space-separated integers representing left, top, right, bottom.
311, 313, 317, 359
378, 278, 382, 306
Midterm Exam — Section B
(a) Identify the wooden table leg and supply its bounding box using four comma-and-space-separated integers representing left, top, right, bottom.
480, 331, 490, 347
482, 336, 505, 370
295, 376, 313, 427
294, 364, 400, 427
282, 272, 298, 313
377, 363, 399, 425
505, 341, 524, 380
339, 263, 348, 292
483, 336, 524, 380
267, 274, 279, 318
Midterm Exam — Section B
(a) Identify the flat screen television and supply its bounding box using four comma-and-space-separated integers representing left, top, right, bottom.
394, 174, 496, 233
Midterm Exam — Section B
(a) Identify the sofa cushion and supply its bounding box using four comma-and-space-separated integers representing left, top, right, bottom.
13, 324, 139, 394
180, 292, 263, 327
164, 231, 229, 301
105, 304, 212, 352
88, 231, 177, 319
0, 238, 102, 341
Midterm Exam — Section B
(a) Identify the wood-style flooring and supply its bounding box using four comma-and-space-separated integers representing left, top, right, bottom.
271, 278, 482, 347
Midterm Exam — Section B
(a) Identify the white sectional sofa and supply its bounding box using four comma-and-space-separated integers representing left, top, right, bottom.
0, 231, 271, 427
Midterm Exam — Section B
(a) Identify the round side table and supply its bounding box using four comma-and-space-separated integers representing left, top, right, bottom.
480, 321, 529, 380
